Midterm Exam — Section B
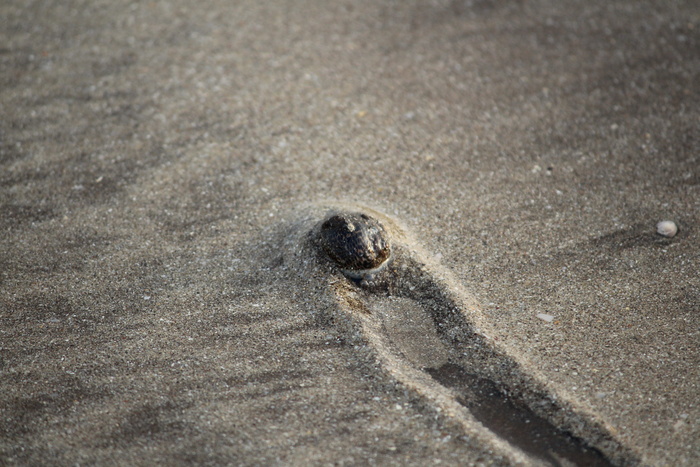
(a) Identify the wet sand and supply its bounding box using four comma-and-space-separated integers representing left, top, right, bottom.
2, 0, 699, 465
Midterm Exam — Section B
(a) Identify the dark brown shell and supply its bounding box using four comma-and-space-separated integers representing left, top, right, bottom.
319, 212, 391, 271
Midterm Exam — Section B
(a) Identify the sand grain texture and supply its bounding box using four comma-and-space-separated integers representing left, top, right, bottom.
2, 0, 699, 465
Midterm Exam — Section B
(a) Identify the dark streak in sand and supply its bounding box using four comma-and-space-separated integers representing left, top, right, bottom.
427, 363, 612, 467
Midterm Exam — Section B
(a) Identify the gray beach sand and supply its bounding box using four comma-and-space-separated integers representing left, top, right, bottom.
1, 0, 698, 465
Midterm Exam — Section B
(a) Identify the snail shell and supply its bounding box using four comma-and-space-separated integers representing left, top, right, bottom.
319, 212, 392, 278
656, 220, 678, 238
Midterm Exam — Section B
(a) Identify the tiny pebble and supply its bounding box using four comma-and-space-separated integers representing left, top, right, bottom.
536, 313, 554, 323
656, 220, 678, 238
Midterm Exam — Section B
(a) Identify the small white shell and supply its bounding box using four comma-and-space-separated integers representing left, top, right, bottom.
656, 220, 678, 238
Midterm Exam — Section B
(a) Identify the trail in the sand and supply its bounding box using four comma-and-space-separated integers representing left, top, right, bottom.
288, 203, 639, 467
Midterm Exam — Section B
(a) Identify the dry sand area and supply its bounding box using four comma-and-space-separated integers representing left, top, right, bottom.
1, 0, 699, 465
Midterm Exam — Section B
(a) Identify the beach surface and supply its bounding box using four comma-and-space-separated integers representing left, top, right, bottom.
2, 0, 699, 465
